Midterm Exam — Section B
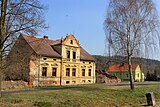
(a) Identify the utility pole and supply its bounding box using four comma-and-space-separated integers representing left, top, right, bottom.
38, 55, 40, 86
60, 58, 62, 86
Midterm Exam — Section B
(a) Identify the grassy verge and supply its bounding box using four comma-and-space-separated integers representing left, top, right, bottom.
0, 84, 160, 107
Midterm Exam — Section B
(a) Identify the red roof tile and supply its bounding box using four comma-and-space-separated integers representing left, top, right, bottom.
80, 47, 95, 61
22, 34, 61, 58
20, 34, 94, 61
107, 64, 139, 73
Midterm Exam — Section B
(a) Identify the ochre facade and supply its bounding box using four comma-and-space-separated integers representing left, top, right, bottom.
11, 34, 96, 86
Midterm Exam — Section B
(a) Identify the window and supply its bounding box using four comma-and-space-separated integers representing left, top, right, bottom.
72, 68, 76, 76
53, 59, 56, 61
66, 51, 70, 59
70, 40, 73, 44
72, 81, 76, 84
88, 69, 91, 76
43, 58, 47, 60
82, 80, 85, 83
52, 68, 57, 76
66, 81, 70, 84
53, 81, 57, 84
83, 62, 85, 64
126, 74, 129, 77
89, 62, 91, 64
137, 73, 139, 77
66, 68, 70, 76
42, 67, 47, 76
88, 80, 91, 82
73, 52, 76, 59
82, 69, 85, 76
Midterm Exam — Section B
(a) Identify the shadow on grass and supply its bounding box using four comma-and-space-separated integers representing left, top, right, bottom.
141, 104, 150, 106
2, 85, 99, 94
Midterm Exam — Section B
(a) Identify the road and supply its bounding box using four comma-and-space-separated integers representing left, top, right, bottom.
2, 81, 160, 95
96, 81, 160, 86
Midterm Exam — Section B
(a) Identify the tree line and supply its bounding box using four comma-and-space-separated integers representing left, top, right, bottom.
93, 55, 160, 81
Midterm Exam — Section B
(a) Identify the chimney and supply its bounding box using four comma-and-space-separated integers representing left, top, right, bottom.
43, 35, 48, 39
61, 36, 64, 42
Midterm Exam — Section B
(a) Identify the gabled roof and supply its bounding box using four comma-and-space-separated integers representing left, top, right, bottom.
22, 34, 61, 58
107, 64, 139, 73
20, 34, 94, 61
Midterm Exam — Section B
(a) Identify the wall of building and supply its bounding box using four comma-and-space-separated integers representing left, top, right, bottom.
135, 65, 145, 82
28, 35, 96, 86
110, 72, 130, 81
60, 35, 95, 85
61, 60, 95, 85
6, 35, 33, 81
110, 65, 145, 82
29, 56, 95, 86
29, 57, 61, 86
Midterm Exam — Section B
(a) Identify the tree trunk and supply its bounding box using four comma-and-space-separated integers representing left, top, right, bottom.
0, 0, 8, 98
0, 31, 3, 98
128, 55, 134, 90
0, 39, 3, 97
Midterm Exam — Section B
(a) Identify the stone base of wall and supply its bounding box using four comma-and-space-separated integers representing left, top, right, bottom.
39, 80, 59, 86
104, 77, 121, 83
2, 80, 28, 91
96, 72, 121, 84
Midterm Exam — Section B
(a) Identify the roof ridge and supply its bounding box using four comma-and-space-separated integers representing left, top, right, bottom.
108, 63, 139, 73
21, 34, 61, 58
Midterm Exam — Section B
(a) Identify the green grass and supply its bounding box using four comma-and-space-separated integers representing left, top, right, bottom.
0, 84, 160, 107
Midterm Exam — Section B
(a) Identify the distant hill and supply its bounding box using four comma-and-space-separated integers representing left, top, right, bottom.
93, 55, 160, 80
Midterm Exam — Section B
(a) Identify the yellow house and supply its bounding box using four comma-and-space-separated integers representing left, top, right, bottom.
107, 64, 145, 82
8, 34, 96, 86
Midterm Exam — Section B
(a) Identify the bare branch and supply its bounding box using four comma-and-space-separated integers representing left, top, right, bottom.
104, 0, 160, 90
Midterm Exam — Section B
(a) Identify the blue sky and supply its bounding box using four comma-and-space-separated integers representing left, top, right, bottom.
39, 0, 160, 60
40, 0, 108, 55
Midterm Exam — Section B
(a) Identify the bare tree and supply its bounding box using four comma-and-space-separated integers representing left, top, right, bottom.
0, 0, 47, 96
0, 0, 47, 59
104, 0, 160, 89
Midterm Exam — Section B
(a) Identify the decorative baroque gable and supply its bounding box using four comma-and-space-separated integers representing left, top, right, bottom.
62, 34, 80, 47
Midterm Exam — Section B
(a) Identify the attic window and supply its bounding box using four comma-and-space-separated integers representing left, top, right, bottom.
43, 58, 47, 60
89, 62, 91, 64
53, 59, 56, 61
70, 40, 73, 44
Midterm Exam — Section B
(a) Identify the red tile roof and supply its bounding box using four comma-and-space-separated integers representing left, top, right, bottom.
80, 47, 95, 61
21, 34, 94, 61
107, 64, 139, 73
22, 34, 61, 58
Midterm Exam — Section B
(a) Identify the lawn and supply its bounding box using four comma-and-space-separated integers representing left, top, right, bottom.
0, 84, 160, 107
